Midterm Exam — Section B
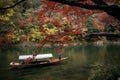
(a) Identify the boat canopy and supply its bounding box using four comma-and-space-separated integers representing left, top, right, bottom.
19, 53, 53, 60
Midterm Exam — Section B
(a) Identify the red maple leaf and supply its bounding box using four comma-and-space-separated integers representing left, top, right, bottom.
39, 27, 46, 33
52, 18, 63, 27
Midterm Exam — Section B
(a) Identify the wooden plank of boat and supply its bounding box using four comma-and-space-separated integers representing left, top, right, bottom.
10, 57, 68, 69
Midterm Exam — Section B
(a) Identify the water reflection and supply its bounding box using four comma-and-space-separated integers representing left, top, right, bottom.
0, 44, 120, 80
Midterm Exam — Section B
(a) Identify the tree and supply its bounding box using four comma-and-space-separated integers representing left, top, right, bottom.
35, 0, 94, 52
35, 0, 120, 52
0, 0, 119, 48
0, 0, 43, 46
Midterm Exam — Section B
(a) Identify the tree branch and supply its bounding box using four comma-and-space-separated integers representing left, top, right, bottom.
0, 0, 26, 10
91, 0, 108, 5
49, 0, 109, 10
49, 0, 120, 20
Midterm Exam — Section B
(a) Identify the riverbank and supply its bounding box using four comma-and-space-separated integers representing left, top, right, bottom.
1, 40, 119, 48
4, 41, 120, 47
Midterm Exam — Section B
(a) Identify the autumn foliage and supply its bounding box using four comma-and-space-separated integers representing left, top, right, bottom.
35, 0, 120, 52
0, 0, 119, 52
36, 0, 93, 52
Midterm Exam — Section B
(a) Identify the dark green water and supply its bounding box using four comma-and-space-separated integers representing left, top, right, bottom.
0, 44, 120, 80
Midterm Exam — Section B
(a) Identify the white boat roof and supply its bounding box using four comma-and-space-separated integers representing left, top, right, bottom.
19, 53, 53, 60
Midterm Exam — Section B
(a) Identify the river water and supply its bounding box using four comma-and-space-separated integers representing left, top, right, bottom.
0, 43, 120, 80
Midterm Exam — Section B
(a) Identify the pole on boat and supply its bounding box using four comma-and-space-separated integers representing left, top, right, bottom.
57, 44, 64, 60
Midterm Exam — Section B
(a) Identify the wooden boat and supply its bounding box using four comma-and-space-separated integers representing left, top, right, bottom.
9, 53, 68, 69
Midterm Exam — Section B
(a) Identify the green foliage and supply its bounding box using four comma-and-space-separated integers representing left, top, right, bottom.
104, 24, 120, 41
84, 17, 94, 27
86, 27, 100, 33
104, 24, 115, 32
84, 17, 100, 41
84, 17, 100, 33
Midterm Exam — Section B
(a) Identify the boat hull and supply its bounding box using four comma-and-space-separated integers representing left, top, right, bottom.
10, 57, 68, 69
